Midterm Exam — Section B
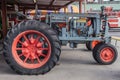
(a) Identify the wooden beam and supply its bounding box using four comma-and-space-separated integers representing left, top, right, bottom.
18, 3, 61, 10
49, 0, 55, 6
1, 0, 7, 37
63, 1, 74, 7
6, 0, 20, 4
33, 0, 37, 3
19, 6, 59, 10
58, 0, 81, 1
19, 3, 62, 7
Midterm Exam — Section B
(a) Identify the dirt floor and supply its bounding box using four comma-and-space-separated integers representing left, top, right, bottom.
0, 39, 119, 80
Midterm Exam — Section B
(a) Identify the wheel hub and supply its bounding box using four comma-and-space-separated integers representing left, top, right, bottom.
28, 45, 36, 53
100, 48, 114, 62
22, 41, 43, 60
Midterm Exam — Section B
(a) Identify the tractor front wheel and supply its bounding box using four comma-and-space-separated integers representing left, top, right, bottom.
3, 20, 61, 75
86, 40, 100, 50
92, 43, 118, 65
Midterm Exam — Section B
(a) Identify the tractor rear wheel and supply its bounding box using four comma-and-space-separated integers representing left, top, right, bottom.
92, 43, 118, 65
3, 20, 61, 75
86, 41, 91, 50
86, 40, 100, 50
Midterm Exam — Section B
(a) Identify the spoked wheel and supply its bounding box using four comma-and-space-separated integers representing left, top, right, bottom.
12, 30, 51, 69
3, 20, 61, 75
93, 43, 118, 65
86, 40, 100, 50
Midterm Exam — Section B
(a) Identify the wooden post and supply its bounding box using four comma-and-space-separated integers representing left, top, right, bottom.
55, 10, 58, 13
1, 0, 7, 37
79, 1, 82, 13
23, 8, 26, 14
64, 7, 67, 13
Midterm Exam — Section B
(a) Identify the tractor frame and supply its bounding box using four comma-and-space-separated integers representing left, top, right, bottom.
3, 6, 118, 75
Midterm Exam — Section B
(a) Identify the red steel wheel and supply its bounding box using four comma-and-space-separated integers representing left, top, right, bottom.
86, 40, 100, 51
100, 47, 114, 63
12, 30, 51, 69
92, 43, 118, 65
91, 40, 100, 49
3, 20, 61, 75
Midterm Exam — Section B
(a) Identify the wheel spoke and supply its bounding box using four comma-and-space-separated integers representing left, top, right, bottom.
36, 42, 43, 48
30, 34, 35, 44
18, 40, 28, 47
37, 50, 42, 55
39, 48, 49, 50
36, 56, 41, 63
23, 35, 29, 43
24, 53, 30, 63
40, 53, 46, 57
18, 40, 23, 45
19, 53, 24, 57
34, 36, 41, 44
16, 48, 26, 50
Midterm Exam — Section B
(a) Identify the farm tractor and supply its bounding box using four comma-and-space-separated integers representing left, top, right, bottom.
3, 6, 118, 75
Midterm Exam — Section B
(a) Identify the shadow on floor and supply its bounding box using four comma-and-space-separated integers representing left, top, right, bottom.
62, 48, 91, 52
60, 56, 98, 66
0, 54, 17, 75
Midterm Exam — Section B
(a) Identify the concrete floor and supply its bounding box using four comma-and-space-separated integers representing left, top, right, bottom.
0, 39, 120, 80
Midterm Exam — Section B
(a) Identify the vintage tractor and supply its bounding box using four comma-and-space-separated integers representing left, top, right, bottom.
3, 6, 118, 75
